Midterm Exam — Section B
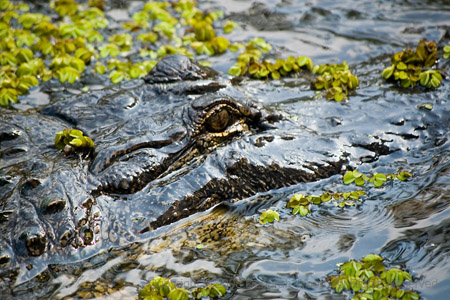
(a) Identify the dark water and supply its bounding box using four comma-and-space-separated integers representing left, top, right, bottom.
1, 0, 450, 299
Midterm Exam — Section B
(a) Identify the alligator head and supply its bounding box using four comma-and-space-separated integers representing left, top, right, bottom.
0, 55, 346, 280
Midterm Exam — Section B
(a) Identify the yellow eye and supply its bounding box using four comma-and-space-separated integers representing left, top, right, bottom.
206, 109, 230, 132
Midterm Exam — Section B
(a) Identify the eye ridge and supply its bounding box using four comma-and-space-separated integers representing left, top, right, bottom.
206, 108, 231, 132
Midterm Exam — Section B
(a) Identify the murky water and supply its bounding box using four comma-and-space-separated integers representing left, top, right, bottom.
1, 0, 450, 299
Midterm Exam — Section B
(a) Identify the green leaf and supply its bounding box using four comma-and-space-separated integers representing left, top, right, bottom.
417, 103, 433, 110
209, 284, 226, 297
373, 173, 387, 187
259, 209, 280, 224
109, 70, 125, 84
0, 51, 16, 66
384, 269, 396, 284
167, 288, 189, 300
0, 88, 18, 107
355, 177, 365, 186
297, 205, 309, 216
75, 48, 93, 63
419, 71, 430, 86
87, 30, 104, 43
321, 193, 332, 202
228, 63, 243, 76
213, 36, 229, 53
348, 75, 359, 89
100, 44, 120, 58
84, 136, 95, 148
16, 75, 39, 94
334, 92, 344, 102
343, 171, 356, 184
15, 48, 33, 63
229, 42, 243, 52
224, 20, 238, 33
138, 286, 163, 300
68, 129, 83, 138
297, 56, 313, 70
56, 67, 80, 84
430, 71, 442, 88
69, 138, 83, 147
396, 171, 412, 181
95, 63, 106, 74
395, 271, 404, 287
396, 62, 407, 70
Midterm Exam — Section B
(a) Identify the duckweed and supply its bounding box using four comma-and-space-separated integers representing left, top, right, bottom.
287, 190, 366, 217
444, 45, 450, 59
1, 0, 446, 111
343, 170, 412, 187
0, 0, 236, 106
228, 37, 313, 79
284, 169, 412, 219
327, 254, 419, 300
54, 128, 94, 155
138, 277, 226, 300
312, 61, 359, 101
382, 39, 443, 88
259, 209, 280, 224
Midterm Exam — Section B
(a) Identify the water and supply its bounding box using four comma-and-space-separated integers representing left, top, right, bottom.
1, 0, 450, 299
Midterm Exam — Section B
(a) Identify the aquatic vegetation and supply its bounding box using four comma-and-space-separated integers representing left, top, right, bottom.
327, 254, 419, 300
285, 169, 411, 218
0, 0, 442, 109
287, 190, 366, 217
228, 38, 313, 79
192, 284, 226, 299
444, 45, 450, 59
312, 61, 359, 101
54, 128, 94, 154
138, 277, 226, 300
382, 39, 443, 88
343, 170, 412, 187
223, 20, 238, 33
259, 209, 280, 224
0, 0, 246, 105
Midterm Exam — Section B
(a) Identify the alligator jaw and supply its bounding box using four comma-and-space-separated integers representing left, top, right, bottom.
140, 157, 347, 233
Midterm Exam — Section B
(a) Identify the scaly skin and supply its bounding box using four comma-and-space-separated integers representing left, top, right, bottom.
0, 56, 345, 279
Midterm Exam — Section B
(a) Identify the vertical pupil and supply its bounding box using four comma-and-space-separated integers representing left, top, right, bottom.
207, 109, 230, 132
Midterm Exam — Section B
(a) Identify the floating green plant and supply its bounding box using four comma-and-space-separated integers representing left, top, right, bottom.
327, 254, 419, 300
444, 45, 450, 59
138, 277, 226, 300
192, 284, 226, 299
259, 209, 280, 224
287, 190, 366, 217
184, 8, 231, 56
223, 20, 238, 34
228, 38, 313, 79
103, 59, 157, 83
313, 61, 359, 101
382, 39, 443, 88
54, 128, 94, 154
343, 170, 412, 187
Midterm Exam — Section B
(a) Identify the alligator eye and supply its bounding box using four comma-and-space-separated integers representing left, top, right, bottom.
206, 109, 230, 132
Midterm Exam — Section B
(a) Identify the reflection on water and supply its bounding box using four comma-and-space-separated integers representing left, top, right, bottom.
1, 0, 450, 299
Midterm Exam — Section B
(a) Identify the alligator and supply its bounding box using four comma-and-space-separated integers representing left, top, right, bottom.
0, 55, 346, 279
